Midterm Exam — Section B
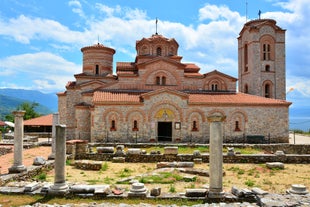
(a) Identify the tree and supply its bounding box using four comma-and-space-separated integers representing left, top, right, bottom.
5, 102, 41, 122
17, 102, 40, 120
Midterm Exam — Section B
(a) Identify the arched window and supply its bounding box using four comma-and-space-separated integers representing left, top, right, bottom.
263, 44, 271, 60
156, 47, 162, 56
264, 84, 270, 98
211, 84, 218, 91
162, 76, 166, 85
192, 121, 198, 131
265, 65, 270, 72
95, 65, 99, 75
156, 76, 160, 85
244, 44, 248, 72
110, 120, 116, 131
244, 84, 249, 93
235, 121, 241, 131
133, 120, 139, 131
141, 46, 148, 55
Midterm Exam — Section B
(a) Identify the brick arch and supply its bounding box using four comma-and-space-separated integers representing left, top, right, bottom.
228, 110, 248, 132
207, 109, 226, 118
102, 108, 124, 122
228, 110, 248, 122
125, 108, 147, 122
262, 80, 274, 98
148, 100, 183, 122
204, 78, 228, 91
186, 109, 206, 122
260, 34, 275, 61
144, 69, 179, 86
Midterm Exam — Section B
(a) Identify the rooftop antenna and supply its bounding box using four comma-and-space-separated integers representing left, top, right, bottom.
258, 10, 262, 19
97, 35, 100, 45
155, 17, 158, 35
245, 0, 248, 22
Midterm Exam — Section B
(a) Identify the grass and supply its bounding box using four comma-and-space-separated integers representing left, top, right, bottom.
0, 195, 204, 207
43, 162, 310, 195
138, 171, 184, 184
142, 146, 261, 154
35, 172, 47, 181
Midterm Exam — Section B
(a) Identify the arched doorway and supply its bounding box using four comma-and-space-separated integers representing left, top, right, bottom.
157, 122, 172, 142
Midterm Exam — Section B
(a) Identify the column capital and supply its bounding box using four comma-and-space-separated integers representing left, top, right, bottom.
12, 110, 26, 117
207, 115, 226, 123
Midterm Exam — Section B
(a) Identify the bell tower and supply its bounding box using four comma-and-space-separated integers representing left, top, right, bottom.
238, 19, 286, 100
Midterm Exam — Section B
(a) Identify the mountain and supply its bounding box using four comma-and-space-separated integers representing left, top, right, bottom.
0, 89, 58, 120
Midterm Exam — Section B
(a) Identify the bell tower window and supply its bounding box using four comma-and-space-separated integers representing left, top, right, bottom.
264, 84, 270, 98
263, 44, 271, 60
156, 47, 162, 56
244, 44, 248, 72
244, 84, 249, 93
95, 65, 99, 75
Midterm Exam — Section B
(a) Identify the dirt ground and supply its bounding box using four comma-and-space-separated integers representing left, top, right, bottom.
42, 161, 310, 194
1, 135, 310, 194
0, 146, 51, 174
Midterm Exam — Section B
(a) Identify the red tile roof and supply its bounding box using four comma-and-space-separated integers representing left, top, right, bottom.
189, 93, 291, 106
93, 91, 141, 104
93, 90, 291, 106
24, 114, 53, 126
0, 121, 6, 126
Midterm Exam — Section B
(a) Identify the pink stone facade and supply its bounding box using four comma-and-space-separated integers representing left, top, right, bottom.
58, 19, 291, 143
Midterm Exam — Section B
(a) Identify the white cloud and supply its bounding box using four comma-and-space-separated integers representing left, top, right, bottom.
0, 15, 91, 45
0, 52, 80, 92
287, 76, 310, 97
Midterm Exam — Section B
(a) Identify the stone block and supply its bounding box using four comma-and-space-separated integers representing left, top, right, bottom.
70, 184, 95, 193
33, 156, 46, 166
177, 162, 194, 168
94, 185, 111, 196
24, 182, 41, 192
112, 157, 125, 163
275, 151, 285, 156
251, 187, 268, 195
164, 146, 178, 155
193, 158, 202, 164
127, 148, 142, 155
266, 162, 284, 169
150, 187, 161, 196
97, 147, 114, 154
193, 150, 201, 157
75, 160, 103, 170
185, 188, 207, 197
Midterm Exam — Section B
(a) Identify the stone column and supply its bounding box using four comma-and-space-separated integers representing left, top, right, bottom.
49, 125, 68, 195
207, 115, 226, 198
48, 112, 59, 160
9, 110, 27, 173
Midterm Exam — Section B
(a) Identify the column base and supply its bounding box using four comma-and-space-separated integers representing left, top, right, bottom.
208, 190, 225, 198
8, 165, 27, 174
48, 153, 55, 160
48, 183, 69, 195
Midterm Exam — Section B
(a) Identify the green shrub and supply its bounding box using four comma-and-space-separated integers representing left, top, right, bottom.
101, 162, 109, 171
169, 184, 176, 193
36, 173, 47, 181
245, 179, 255, 187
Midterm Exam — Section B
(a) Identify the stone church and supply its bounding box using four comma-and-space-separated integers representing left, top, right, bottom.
58, 18, 291, 143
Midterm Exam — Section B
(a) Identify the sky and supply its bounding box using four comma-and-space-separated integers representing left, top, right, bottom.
0, 0, 309, 120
